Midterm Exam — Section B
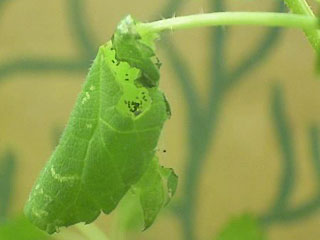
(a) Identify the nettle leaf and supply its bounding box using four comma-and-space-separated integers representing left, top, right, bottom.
24, 15, 177, 234
216, 214, 265, 240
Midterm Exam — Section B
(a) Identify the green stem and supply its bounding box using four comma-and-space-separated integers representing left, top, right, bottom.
310, 126, 320, 188
285, 0, 315, 15
0, 58, 88, 83
67, 0, 97, 58
138, 12, 318, 33
260, 194, 320, 226
284, 0, 320, 51
208, 0, 227, 118
0, 150, 15, 222
269, 85, 296, 213
75, 223, 110, 240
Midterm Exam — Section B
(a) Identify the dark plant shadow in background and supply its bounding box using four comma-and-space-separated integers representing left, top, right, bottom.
1, 0, 320, 239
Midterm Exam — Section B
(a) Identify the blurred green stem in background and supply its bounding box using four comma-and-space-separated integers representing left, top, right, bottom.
0, 58, 88, 83
67, 0, 97, 58
160, 1, 285, 240
0, 150, 16, 222
310, 126, 320, 187
0, 0, 93, 83
268, 85, 296, 215
259, 86, 320, 226
0, 0, 10, 18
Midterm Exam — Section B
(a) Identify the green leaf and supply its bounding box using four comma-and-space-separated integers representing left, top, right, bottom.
0, 215, 49, 240
111, 158, 178, 236
113, 17, 160, 88
24, 15, 176, 234
134, 157, 177, 229
216, 214, 265, 240
0, 150, 16, 222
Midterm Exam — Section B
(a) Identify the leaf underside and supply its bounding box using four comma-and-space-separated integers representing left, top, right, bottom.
24, 16, 177, 234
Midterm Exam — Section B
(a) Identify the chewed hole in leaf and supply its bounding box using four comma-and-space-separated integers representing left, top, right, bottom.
104, 43, 152, 118
117, 85, 151, 118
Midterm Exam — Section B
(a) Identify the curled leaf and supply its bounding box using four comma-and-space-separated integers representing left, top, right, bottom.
134, 157, 178, 229
24, 15, 177, 234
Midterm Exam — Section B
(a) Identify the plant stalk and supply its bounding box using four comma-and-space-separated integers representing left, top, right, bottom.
138, 12, 318, 33
283, 0, 320, 51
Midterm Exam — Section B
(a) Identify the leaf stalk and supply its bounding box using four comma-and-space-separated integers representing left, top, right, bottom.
138, 12, 318, 33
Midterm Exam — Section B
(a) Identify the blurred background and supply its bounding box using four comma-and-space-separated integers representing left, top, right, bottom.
1, 0, 320, 239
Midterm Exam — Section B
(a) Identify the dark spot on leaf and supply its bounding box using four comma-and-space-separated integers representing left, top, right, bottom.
134, 110, 142, 116
127, 100, 143, 116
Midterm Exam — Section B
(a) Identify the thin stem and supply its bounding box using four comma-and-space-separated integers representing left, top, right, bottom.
226, 26, 282, 91
180, 95, 222, 240
0, 58, 88, 83
138, 12, 318, 33
284, 0, 320, 51
163, 40, 201, 117
0, 150, 15, 222
310, 126, 320, 188
75, 223, 110, 240
284, 0, 315, 15
260, 194, 320, 226
67, 0, 97, 58
269, 85, 295, 213
208, 0, 227, 117
225, 0, 284, 92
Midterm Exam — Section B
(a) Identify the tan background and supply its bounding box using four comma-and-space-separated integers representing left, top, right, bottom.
1, 0, 320, 239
